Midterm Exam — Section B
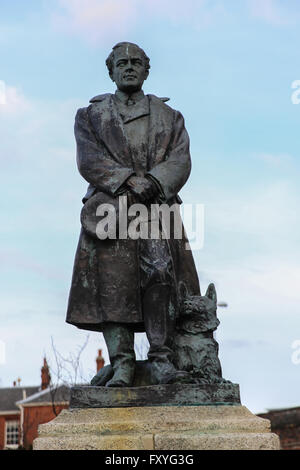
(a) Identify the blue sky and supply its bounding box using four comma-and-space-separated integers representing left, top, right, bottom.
0, 0, 300, 413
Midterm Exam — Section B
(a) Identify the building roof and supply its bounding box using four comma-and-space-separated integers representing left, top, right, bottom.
266, 406, 300, 413
16, 385, 70, 406
0, 387, 40, 412
259, 407, 300, 428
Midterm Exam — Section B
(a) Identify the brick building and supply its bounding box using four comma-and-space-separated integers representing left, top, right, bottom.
17, 385, 69, 449
0, 357, 68, 450
0, 350, 105, 450
258, 407, 300, 450
0, 386, 39, 449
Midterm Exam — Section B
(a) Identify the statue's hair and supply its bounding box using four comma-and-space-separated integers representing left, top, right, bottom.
106, 42, 150, 77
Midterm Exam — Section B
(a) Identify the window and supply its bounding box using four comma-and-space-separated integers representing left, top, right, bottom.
5, 420, 19, 449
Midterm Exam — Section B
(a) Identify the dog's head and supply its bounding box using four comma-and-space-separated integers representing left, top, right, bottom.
178, 284, 220, 334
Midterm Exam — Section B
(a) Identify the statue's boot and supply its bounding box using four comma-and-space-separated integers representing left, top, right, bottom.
102, 323, 136, 387
144, 284, 189, 385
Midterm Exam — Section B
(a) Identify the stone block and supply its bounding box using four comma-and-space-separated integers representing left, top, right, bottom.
33, 405, 280, 451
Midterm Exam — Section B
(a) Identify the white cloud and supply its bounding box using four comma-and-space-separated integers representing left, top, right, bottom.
187, 176, 300, 328
53, 0, 138, 45
0, 81, 5, 105
144, 0, 228, 27
207, 180, 299, 238
0, 86, 87, 291
248, 0, 298, 25
52, 0, 300, 46
248, 263, 300, 302
256, 152, 294, 168
52, 0, 229, 45
0, 84, 31, 115
209, 260, 300, 307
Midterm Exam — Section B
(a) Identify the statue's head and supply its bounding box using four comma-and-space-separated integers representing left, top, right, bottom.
106, 42, 150, 93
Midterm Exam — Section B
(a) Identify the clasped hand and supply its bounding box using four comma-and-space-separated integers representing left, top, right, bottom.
126, 176, 159, 203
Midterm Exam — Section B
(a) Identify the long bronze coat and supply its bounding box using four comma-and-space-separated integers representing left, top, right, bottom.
66, 93, 200, 332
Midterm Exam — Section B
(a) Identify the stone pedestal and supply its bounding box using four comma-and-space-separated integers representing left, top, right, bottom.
69, 383, 241, 408
33, 405, 280, 450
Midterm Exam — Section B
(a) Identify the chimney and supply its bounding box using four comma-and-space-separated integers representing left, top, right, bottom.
41, 357, 51, 390
96, 349, 105, 373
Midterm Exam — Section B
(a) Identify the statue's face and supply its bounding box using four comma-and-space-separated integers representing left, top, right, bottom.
111, 45, 148, 93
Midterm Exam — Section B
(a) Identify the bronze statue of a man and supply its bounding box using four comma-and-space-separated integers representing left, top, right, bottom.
66, 42, 200, 387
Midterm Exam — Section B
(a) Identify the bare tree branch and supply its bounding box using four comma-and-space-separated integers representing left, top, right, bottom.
48, 335, 90, 416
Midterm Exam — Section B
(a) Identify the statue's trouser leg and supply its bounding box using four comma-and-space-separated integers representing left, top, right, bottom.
143, 283, 181, 384
140, 239, 179, 384
102, 323, 136, 387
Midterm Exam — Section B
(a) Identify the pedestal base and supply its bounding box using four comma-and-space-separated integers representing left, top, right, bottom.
70, 383, 241, 408
33, 405, 280, 450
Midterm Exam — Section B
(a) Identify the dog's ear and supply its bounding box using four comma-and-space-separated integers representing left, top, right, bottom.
205, 283, 217, 304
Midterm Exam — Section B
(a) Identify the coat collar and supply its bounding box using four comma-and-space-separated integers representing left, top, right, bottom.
114, 89, 145, 104
114, 92, 150, 124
